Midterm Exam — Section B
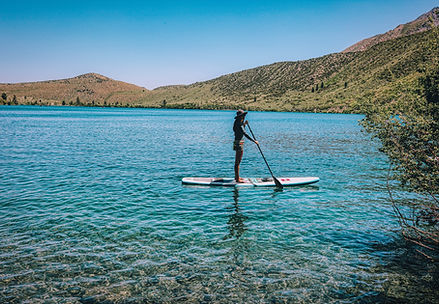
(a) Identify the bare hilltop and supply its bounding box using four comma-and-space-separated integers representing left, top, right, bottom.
0, 73, 148, 106
343, 7, 439, 52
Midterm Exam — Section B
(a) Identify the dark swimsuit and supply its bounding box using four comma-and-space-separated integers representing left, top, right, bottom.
233, 119, 253, 151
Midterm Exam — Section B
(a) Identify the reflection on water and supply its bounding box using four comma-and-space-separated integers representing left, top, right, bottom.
224, 188, 248, 240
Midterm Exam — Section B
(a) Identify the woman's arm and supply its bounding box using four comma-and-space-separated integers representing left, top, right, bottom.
241, 125, 258, 144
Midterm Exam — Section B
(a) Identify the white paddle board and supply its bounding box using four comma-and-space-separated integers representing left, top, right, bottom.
182, 177, 319, 187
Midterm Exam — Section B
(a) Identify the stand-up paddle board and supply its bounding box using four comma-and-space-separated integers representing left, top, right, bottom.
182, 177, 319, 187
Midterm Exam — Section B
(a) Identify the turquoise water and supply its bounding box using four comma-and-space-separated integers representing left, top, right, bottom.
0, 106, 437, 303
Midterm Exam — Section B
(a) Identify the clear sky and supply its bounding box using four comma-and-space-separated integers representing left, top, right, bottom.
1, 0, 437, 89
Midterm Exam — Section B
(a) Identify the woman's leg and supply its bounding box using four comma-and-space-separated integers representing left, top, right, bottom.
234, 148, 244, 182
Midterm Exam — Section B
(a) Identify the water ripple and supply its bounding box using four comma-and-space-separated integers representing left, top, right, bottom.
1, 107, 438, 303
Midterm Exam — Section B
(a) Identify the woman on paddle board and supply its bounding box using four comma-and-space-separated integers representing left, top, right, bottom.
233, 109, 258, 183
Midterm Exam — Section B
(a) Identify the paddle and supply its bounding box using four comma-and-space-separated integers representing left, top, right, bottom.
246, 122, 283, 189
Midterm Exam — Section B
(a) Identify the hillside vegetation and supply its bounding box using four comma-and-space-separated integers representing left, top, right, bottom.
138, 27, 439, 113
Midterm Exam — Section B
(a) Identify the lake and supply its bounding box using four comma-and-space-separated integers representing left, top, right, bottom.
0, 106, 437, 303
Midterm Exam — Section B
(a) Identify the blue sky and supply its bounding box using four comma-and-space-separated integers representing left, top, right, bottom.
1, 0, 437, 89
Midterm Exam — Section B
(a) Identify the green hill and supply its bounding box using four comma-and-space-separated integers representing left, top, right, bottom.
137, 27, 439, 113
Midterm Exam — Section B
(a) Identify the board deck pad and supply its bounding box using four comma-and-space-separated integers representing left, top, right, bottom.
182, 177, 319, 187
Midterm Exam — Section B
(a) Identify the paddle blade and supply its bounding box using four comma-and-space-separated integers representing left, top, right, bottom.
273, 177, 283, 189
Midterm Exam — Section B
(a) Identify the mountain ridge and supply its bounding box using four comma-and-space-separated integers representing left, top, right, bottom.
1, 7, 438, 112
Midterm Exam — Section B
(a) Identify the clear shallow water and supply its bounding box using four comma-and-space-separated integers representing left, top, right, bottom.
0, 106, 437, 303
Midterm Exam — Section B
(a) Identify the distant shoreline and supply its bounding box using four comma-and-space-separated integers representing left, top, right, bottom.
0, 104, 364, 115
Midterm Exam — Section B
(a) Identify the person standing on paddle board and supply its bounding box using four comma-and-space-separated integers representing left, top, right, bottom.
233, 109, 258, 183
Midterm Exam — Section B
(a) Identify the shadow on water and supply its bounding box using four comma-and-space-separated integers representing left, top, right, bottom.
352, 237, 439, 304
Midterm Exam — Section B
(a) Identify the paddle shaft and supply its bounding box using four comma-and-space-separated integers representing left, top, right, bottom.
246, 122, 283, 188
